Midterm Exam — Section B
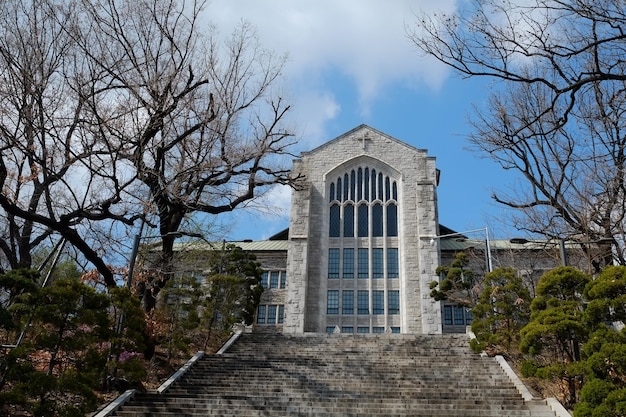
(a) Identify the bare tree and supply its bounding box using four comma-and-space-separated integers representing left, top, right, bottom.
77, 0, 301, 310
0, 0, 139, 286
409, 0, 626, 268
0, 0, 299, 298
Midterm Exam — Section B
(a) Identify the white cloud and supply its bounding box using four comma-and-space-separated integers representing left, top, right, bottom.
206, 0, 458, 133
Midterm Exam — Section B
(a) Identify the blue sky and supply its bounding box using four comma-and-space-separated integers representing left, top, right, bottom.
208, 0, 519, 241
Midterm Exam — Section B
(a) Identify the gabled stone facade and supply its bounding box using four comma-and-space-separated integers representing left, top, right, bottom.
284, 125, 442, 334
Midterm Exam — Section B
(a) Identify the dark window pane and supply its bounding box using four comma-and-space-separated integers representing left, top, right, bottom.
358, 290, 369, 314
372, 248, 384, 278
372, 204, 383, 236
329, 204, 340, 237
350, 170, 356, 201
385, 177, 390, 201
387, 204, 398, 237
364, 168, 369, 201
387, 248, 399, 278
328, 248, 340, 279
270, 271, 279, 289
278, 305, 284, 323
358, 204, 368, 237
267, 305, 277, 324
343, 248, 354, 279
444, 305, 453, 325
371, 170, 377, 201
454, 306, 465, 325
327, 290, 339, 315
330, 183, 335, 202
388, 291, 399, 314
342, 290, 354, 315
373, 291, 384, 315
357, 168, 363, 201
358, 248, 369, 279
378, 173, 384, 200
257, 305, 266, 324
344, 174, 349, 201
344, 204, 354, 237
337, 177, 342, 202
392, 181, 398, 200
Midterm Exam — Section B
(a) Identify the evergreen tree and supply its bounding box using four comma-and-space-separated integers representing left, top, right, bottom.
470, 267, 531, 355
574, 266, 626, 416
520, 266, 591, 407
430, 252, 477, 306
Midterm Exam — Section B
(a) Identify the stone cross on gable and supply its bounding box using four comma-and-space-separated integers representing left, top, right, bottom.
356, 132, 372, 151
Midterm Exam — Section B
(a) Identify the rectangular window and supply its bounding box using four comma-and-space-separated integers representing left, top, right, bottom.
257, 305, 266, 324
267, 305, 277, 324
343, 248, 354, 279
260, 272, 269, 289
358, 290, 369, 314
391, 327, 400, 333
454, 306, 465, 325
357, 327, 369, 334
280, 271, 287, 288
372, 248, 384, 278
358, 248, 369, 279
326, 326, 335, 333
327, 290, 339, 315
465, 308, 473, 324
341, 326, 353, 334
373, 327, 384, 334
270, 272, 279, 289
373, 290, 384, 315
342, 290, 354, 315
278, 305, 284, 324
443, 305, 453, 326
387, 248, 399, 278
328, 249, 340, 279
388, 290, 400, 315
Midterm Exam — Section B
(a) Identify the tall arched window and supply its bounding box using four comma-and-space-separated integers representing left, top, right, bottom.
357, 204, 368, 237
344, 204, 354, 237
329, 204, 340, 237
336, 177, 342, 202
387, 204, 398, 237
372, 203, 383, 237
328, 165, 399, 238
326, 162, 402, 332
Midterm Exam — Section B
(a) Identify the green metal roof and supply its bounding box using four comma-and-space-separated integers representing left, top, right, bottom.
172, 240, 289, 252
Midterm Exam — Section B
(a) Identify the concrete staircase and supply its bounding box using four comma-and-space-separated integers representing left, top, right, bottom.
109, 333, 557, 417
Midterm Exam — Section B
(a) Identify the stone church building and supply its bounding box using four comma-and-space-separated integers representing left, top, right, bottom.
178, 125, 566, 335
283, 124, 441, 335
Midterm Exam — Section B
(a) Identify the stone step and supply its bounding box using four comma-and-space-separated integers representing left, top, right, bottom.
108, 333, 556, 417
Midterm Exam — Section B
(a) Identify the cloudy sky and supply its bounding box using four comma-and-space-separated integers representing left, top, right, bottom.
207, 0, 517, 240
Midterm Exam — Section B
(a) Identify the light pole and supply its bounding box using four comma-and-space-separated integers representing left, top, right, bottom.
427, 227, 493, 272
